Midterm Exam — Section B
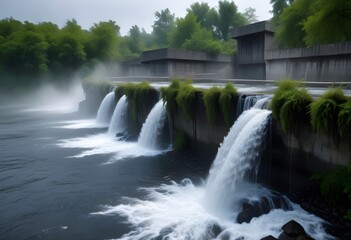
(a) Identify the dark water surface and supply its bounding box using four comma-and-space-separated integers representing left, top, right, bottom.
0, 105, 209, 240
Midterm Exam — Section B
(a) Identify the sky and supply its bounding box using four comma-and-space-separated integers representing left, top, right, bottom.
0, 0, 273, 35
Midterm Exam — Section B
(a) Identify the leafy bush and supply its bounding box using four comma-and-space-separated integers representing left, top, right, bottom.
312, 165, 351, 219
160, 79, 181, 114
203, 86, 221, 125
337, 101, 351, 137
279, 89, 312, 133
115, 82, 154, 122
270, 79, 302, 120
310, 87, 348, 134
270, 79, 311, 133
218, 83, 238, 126
175, 80, 197, 120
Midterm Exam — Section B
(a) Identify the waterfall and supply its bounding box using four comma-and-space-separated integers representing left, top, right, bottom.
237, 95, 267, 116
137, 100, 167, 150
254, 96, 271, 109
108, 95, 128, 136
96, 92, 115, 125
205, 108, 271, 218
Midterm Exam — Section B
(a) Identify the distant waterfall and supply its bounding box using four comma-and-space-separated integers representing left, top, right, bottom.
108, 95, 128, 136
205, 109, 271, 217
254, 96, 271, 109
138, 100, 167, 150
237, 95, 267, 116
96, 92, 115, 125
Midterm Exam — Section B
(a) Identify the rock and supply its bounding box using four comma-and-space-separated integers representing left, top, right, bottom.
278, 232, 295, 240
261, 235, 277, 240
237, 193, 291, 224
296, 235, 315, 240
281, 220, 306, 237
236, 203, 262, 224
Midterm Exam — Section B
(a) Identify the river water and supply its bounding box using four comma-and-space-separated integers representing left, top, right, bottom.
0, 93, 333, 240
0, 104, 210, 240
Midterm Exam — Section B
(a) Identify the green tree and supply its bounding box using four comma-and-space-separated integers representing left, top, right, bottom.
87, 20, 120, 61
152, 8, 175, 47
183, 27, 222, 54
127, 25, 144, 54
0, 18, 23, 38
303, 0, 351, 46
243, 7, 258, 24
169, 13, 200, 48
0, 30, 48, 74
270, 0, 294, 26
218, 0, 247, 40
275, 0, 312, 48
54, 32, 86, 70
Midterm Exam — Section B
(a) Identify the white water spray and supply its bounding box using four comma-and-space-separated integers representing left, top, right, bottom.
92, 108, 332, 240
205, 109, 271, 218
138, 100, 167, 150
108, 95, 128, 136
96, 92, 115, 125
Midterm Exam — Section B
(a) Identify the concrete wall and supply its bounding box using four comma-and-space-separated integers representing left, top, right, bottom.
266, 42, 351, 82
140, 48, 232, 79
232, 21, 351, 83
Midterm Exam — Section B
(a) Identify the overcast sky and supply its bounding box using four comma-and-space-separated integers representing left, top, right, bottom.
0, 0, 272, 35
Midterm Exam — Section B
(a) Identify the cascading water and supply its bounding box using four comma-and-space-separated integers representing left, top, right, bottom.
237, 95, 267, 116
108, 95, 128, 137
254, 96, 271, 109
205, 109, 272, 218
137, 100, 168, 150
96, 92, 115, 125
91, 99, 332, 240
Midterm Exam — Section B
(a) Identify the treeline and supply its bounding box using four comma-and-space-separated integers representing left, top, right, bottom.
271, 0, 351, 48
0, 1, 256, 83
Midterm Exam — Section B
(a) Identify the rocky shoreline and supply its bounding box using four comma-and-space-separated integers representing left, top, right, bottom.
290, 182, 351, 240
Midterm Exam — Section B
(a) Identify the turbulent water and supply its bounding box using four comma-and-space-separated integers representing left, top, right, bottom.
205, 109, 271, 218
96, 91, 115, 125
0, 94, 333, 240
108, 95, 128, 136
137, 100, 168, 150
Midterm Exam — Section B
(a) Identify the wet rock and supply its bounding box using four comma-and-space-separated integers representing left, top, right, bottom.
115, 132, 131, 141
260, 235, 277, 240
281, 220, 306, 237
296, 235, 314, 240
236, 203, 263, 224
236, 193, 291, 224
278, 232, 295, 240
206, 223, 222, 238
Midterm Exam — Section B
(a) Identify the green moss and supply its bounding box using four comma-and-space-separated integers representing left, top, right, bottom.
160, 79, 181, 114
312, 165, 351, 218
278, 88, 312, 133
218, 83, 238, 126
175, 80, 197, 120
337, 101, 351, 136
203, 86, 221, 125
82, 77, 113, 95
115, 82, 154, 122
310, 87, 348, 134
270, 79, 303, 120
270, 79, 311, 133
174, 130, 188, 152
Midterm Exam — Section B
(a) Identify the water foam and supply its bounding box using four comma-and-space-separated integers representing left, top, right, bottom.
92, 180, 331, 240
91, 108, 332, 239
96, 92, 115, 125
108, 95, 128, 136
137, 100, 167, 150
205, 109, 271, 218
57, 133, 167, 163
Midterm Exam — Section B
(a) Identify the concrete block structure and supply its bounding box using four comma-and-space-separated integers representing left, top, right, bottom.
231, 21, 351, 83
